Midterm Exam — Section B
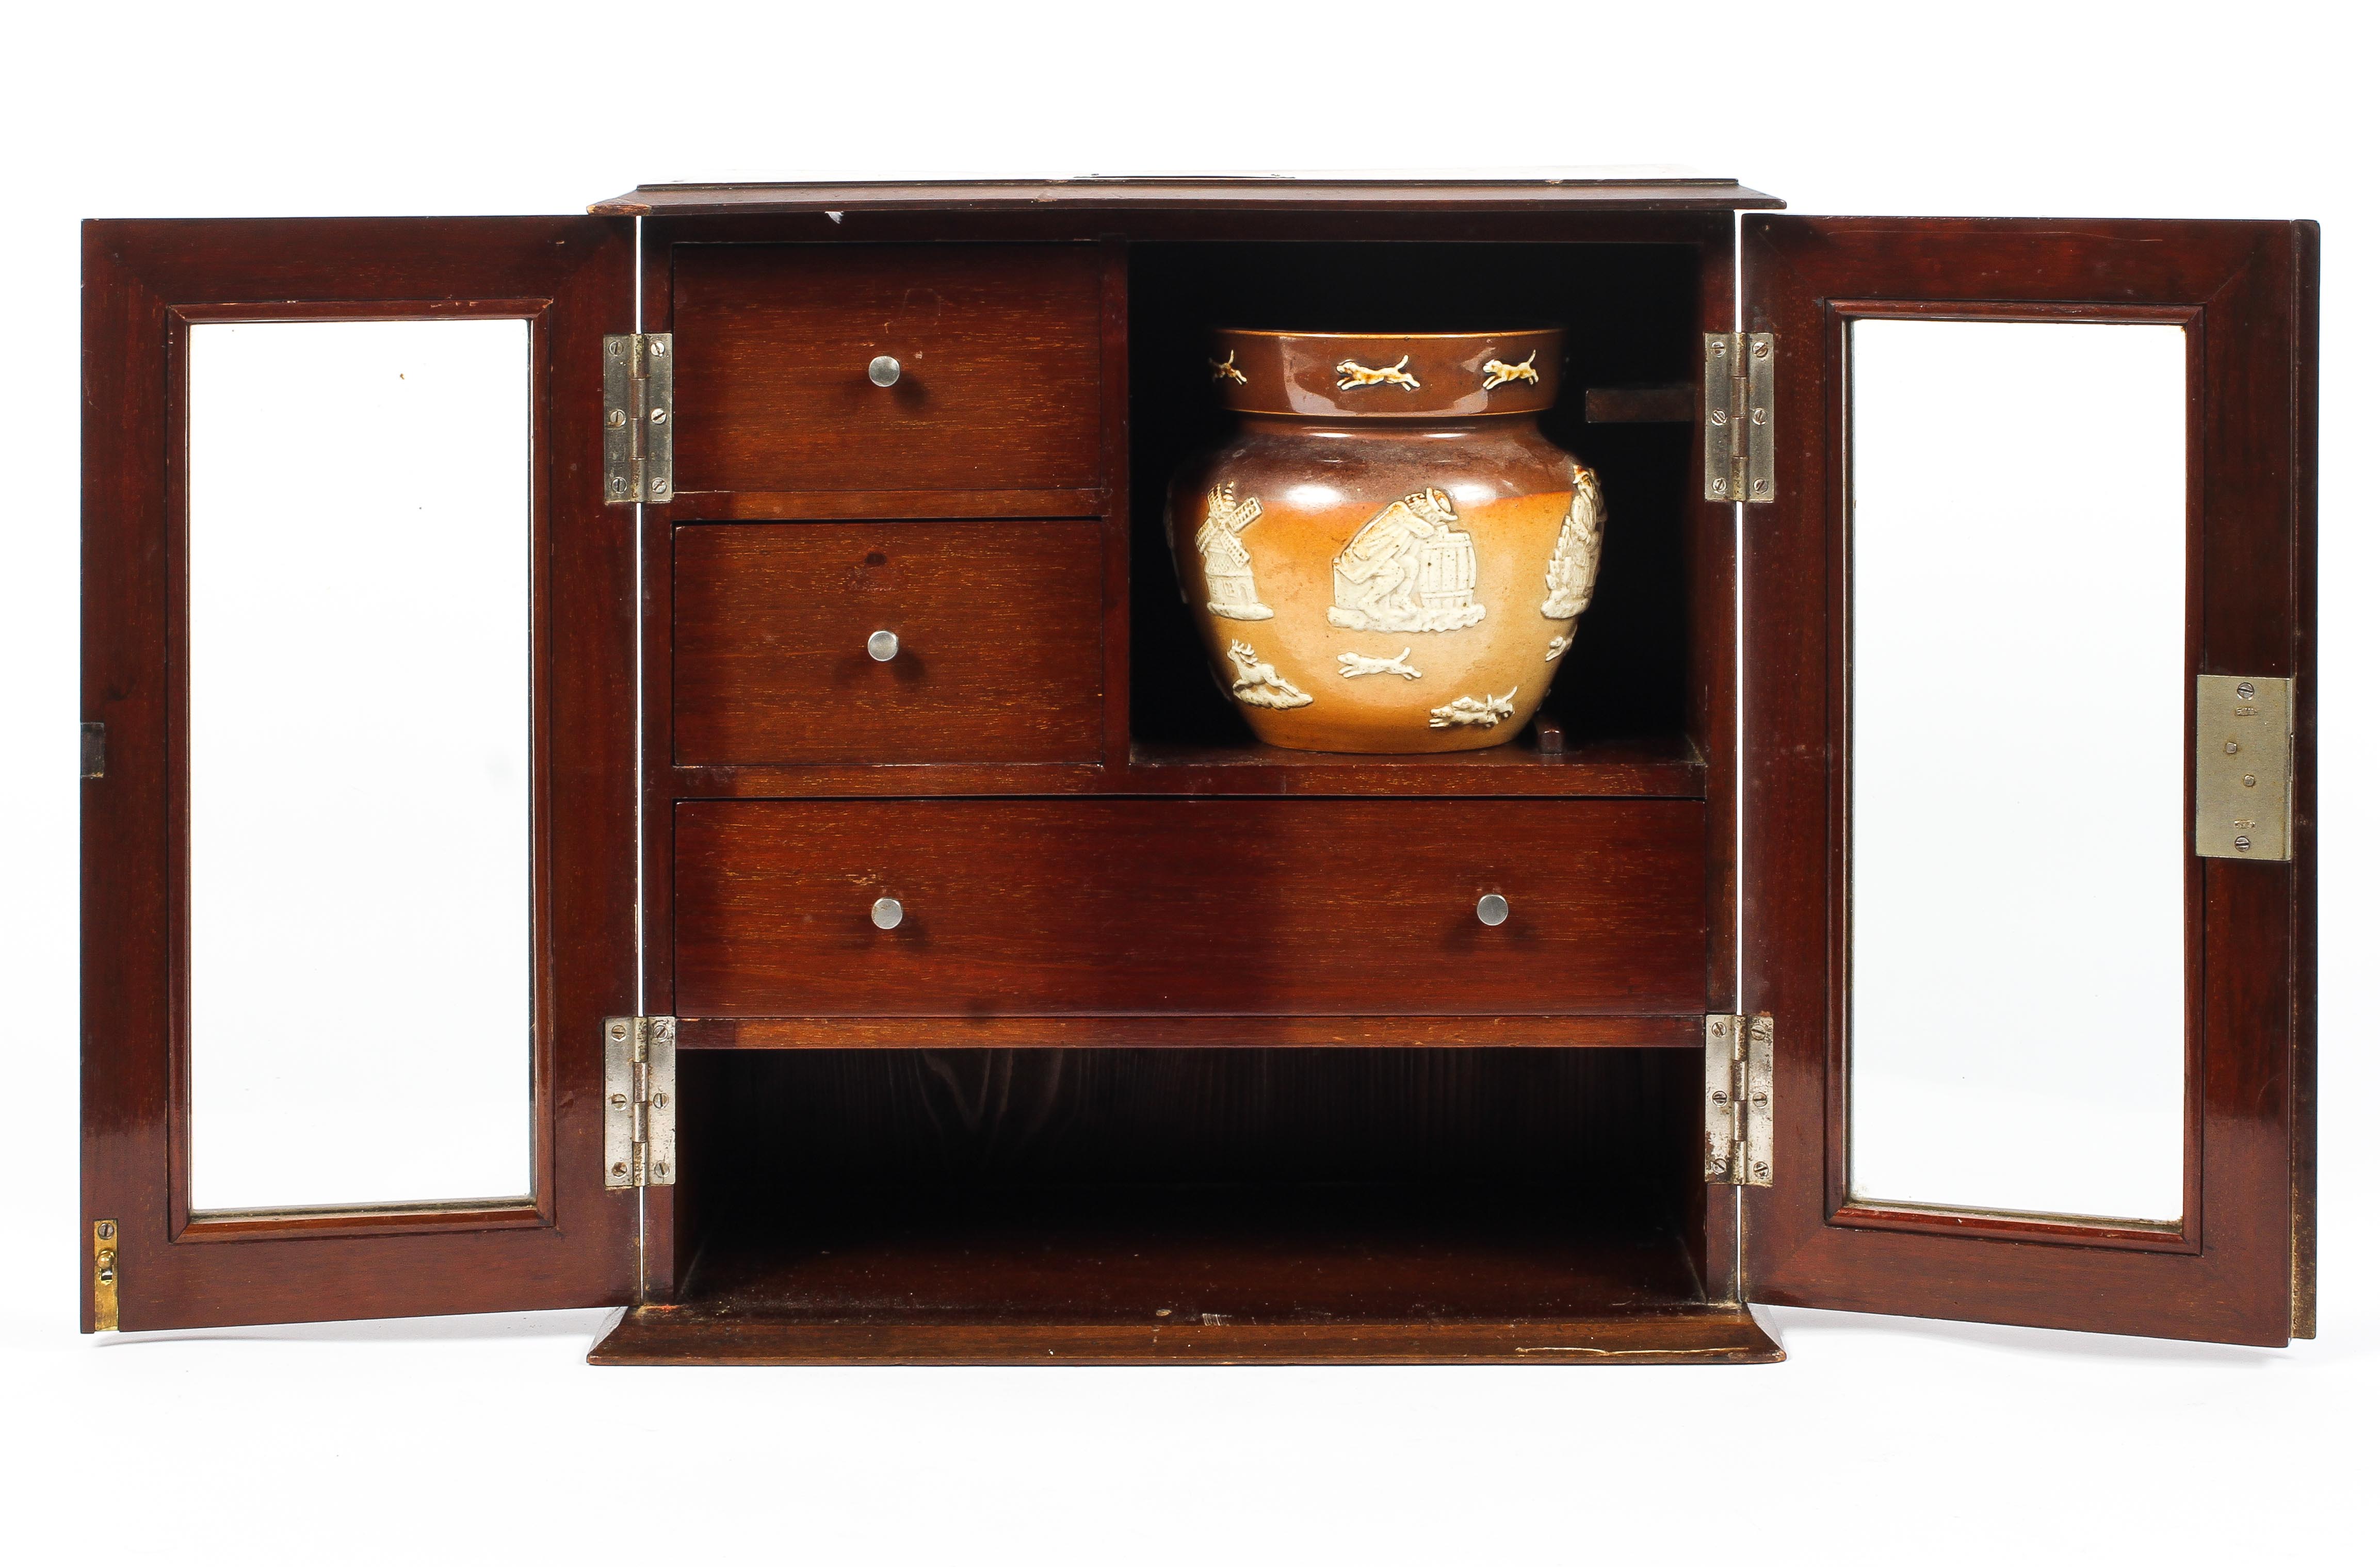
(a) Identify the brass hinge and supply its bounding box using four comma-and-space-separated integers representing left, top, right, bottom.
92, 1219, 120, 1331
1704, 1014, 1775, 1186
603, 1016, 678, 1188
1702, 332, 1776, 503
2195, 675, 2295, 862
602, 334, 675, 505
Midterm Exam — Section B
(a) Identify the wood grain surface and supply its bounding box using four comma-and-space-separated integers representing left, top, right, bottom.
673, 520, 1105, 765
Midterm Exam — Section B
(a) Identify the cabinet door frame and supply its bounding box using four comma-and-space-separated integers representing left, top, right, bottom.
80, 217, 642, 1330
1740, 216, 2317, 1345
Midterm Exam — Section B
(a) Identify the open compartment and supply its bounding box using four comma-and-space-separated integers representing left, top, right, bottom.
595, 1046, 1776, 1364
1123, 240, 1708, 796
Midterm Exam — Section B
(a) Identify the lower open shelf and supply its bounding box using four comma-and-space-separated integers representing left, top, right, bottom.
591, 1182, 1777, 1366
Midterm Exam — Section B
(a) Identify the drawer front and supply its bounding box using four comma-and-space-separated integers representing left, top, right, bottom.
674, 521, 1105, 766
672, 243, 1105, 496
674, 800, 1706, 1017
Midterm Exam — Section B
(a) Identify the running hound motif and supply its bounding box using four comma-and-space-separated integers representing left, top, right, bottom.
1336, 647, 1423, 680
1335, 355, 1422, 392
1428, 688, 1519, 730
1480, 351, 1540, 391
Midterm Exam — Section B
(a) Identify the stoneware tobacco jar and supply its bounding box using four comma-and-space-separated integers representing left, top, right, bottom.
1169, 327, 1605, 753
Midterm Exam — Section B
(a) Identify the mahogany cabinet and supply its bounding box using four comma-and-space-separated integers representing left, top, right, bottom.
79, 178, 2318, 1362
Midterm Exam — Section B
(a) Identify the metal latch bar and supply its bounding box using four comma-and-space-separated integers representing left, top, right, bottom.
1702, 332, 1775, 504
1704, 1013, 1775, 1186
602, 334, 674, 505
603, 1016, 677, 1188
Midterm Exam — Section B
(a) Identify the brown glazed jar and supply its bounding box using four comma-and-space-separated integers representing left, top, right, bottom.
1169, 326, 1604, 753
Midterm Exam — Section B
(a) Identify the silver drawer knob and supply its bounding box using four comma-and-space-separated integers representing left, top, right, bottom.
1476, 893, 1510, 926
871, 897, 904, 930
867, 629, 899, 662
867, 355, 902, 387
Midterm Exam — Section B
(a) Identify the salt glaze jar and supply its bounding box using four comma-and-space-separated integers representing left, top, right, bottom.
1169, 327, 1604, 753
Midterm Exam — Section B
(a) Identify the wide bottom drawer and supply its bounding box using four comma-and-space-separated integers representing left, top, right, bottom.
673, 799, 1706, 1018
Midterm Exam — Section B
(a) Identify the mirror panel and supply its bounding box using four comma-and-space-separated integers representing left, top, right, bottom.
186, 318, 534, 1214
1848, 317, 2187, 1226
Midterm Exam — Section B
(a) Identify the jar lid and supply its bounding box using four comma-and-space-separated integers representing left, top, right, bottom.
1205, 327, 1564, 417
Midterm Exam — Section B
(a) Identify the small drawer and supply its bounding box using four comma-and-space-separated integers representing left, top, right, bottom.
671, 243, 1105, 497
673, 799, 1707, 1018
673, 521, 1105, 767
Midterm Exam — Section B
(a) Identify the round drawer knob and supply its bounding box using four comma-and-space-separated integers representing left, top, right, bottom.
871, 897, 904, 931
867, 629, 899, 662
1476, 893, 1510, 927
867, 355, 902, 387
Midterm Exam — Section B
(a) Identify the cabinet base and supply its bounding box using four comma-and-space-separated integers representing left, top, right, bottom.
589, 1305, 1781, 1366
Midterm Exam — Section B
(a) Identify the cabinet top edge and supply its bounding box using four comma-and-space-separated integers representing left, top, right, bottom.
589, 177, 1786, 217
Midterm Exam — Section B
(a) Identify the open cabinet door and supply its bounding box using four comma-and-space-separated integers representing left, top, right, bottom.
1741, 217, 2316, 1345
82, 219, 641, 1329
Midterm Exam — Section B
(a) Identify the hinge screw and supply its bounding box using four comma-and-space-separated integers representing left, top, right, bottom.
1751, 1092, 1769, 1108
2236, 681, 2256, 700
650, 408, 669, 425
654, 1163, 670, 1178
2224, 740, 2240, 754
1751, 341, 1770, 359
609, 1022, 627, 1039
606, 408, 626, 428
2234, 836, 2253, 851
611, 1162, 629, 1178
609, 1092, 627, 1107
1711, 1090, 1729, 1104
650, 477, 669, 497
652, 1092, 668, 1108
1709, 409, 1728, 427
1752, 1162, 1771, 1179
1708, 1158, 1729, 1176
2242, 774, 2257, 788
95, 1220, 116, 1240
647, 338, 667, 356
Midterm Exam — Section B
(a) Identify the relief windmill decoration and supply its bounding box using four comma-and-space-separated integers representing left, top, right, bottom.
1196, 483, 1273, 621
1326, 488, 1486, 633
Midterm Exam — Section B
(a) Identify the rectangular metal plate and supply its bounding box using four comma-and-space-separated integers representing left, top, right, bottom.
80, 721, 104, 780
644, 1017, 677, 1187
1699, 332, 1775, 504
603, 1016, 638, 1188
602, 336, 638, 505
92, 1219, 119, 1331
1742, 1015, 1774, 1186
2195, 674, 2294, 861
601, 334, 674, 506
1742, 332, 1775, 504
1702, 334, 1735, 502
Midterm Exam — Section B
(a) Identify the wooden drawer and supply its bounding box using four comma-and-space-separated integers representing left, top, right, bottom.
673, 799, 1706, 1018
673, 521, 1105, 766
671, 243, 1105, 497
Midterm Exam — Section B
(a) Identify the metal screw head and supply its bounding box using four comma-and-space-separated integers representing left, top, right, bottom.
867, 629, 899, 662
2236, 680, 2257, 700
868, 355, 902, 387
653, 1163, 670, 1178
609, 1092, 628, 1108
1750, 340, 1770, 360
649, 476, 669, 497
652, 1093, 668, 1109
1711, 1089, 1730, 1105
611, 1161, 629, 1178
609, 476, 629, 496
871, 896, 904, 930
609, 1022, 627, 1039
1476, 893, 1509, 927
95, 1221, 116, 1240
1709, 409, 1728, 427
647, 338, 667, 356
1708, 1158, 1729, 1176
2242, 774, 2258, 788
606, 408, 627, 428
649, 407, 669, 426
2224, 740, 2240, 755
1711, 341, 1728, 357
2235, 835, 2253, 852
1752, 1161, 1771, 1179
1750, 406, 1768, 425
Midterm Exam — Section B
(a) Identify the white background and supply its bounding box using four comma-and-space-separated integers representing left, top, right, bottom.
2, 3, 2369, 1562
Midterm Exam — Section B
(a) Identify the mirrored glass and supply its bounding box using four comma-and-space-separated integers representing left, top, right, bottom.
1849, 317, 2186, 1225
188, 319, 533, 1213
